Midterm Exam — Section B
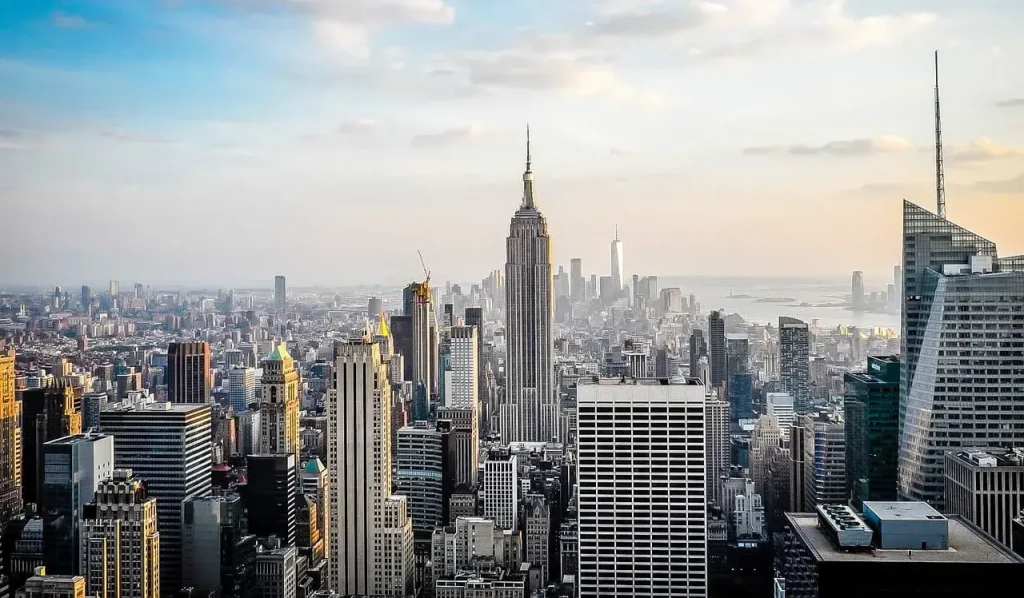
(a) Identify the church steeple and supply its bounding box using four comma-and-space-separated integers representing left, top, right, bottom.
522, 124, 535, 209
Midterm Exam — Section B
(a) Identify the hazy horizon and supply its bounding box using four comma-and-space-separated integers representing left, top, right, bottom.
3, 1, 1023, 287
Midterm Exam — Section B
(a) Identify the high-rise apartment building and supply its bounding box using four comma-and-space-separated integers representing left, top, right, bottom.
483, 452, 519, 531
577, 378, 707, 598
274, 275, 286, 312
705, 398, 730, 508
167, 341, 212, 404
944, 449, 1024, 549
0, 350, 22, 525
259, 344, 300, 460
899, 200, 1024, 507
446, 326, 478, 410
246, 453, 298, 546
228, 367, 256, 413
778, 317, 810, 413
843, 355, 900, 506
408, 281, 434, 411
39, 433, 114, 575
503, 132, 557, 443
80, 469, 160, 598
708, 311, 726, 389
100, 402, 212, 592
610, 228, 624, 292
327, 339, 413, 595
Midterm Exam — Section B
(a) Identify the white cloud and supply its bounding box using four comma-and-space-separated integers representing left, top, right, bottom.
946, 138, 1024, 165
337, 118, 377, 134
745, 136, 912, 157
411, 124, 486, 148
972, 173, 1024, 194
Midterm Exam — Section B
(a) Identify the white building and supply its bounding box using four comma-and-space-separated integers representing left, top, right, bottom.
484, 452, 519, 531
705, 398, 729, 508
765, 392, 795, 438
731, 479, 765, 540
430, 517, 521, 585
228, 366, 256, 413
610, 228, 624, 292
327, 339, 413, 596
502, 131, 558, 443
255, 546, 297, 598
577, 378, 707, 598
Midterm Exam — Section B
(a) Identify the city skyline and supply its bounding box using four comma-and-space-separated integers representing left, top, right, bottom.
3, 1, 1024, 286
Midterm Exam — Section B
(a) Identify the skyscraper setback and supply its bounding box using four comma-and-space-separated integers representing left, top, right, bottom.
502, 129, 558, 443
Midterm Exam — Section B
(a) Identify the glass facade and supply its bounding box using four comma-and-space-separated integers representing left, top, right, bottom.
844, 355, 900, 507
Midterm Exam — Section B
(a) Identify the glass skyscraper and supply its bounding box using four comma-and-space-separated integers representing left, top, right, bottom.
844, 355, 900, 507
898, 200, 1024, 507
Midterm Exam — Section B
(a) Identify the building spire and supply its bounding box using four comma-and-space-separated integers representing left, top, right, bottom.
522, 123, 535, 209
935, 50, 946, 219
615, 224, 619, 241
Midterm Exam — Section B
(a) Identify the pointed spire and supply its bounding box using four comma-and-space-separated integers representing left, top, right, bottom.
615, 224, 619, 241
934, 50, 946, 219
522, 123, 535, 209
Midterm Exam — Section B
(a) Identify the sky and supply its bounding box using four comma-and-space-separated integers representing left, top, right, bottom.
1, 0, 1023, 289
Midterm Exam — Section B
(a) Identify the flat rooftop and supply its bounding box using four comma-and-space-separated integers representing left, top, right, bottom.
786, 513, 1023, 564
580, 376, 704, 386
948, 448, 1024, 469
862, 501, 946, 522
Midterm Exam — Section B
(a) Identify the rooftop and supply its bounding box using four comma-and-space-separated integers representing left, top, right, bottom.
786, 512, 1023, 564
948, 448, 1024, 469
862, 501, 946, 523
580, 376, 704, 386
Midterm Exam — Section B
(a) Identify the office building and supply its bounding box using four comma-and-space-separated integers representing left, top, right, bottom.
502, 131, 557, 443
378, 496, 415, 597
100, 402, 212, 592
39, 433, 114, 575
327, 339, 413, 595
705, 398, 730, 508
183, 494, 257, 598
732, 479, 765, 540
945, 449, 1024, 549
577, 378, 707, 598
18, 570, 86, 598
254, 545, 297, 598
80, 469, 160, 598
259, 344, 300, 460
390, 314, 414, 383
765, 392, 795, 436
302, 458, 330, 567
167, 341, 212, 404
899, 201, 1024, 507
610, 227, 624, 292
727, 372, 753, 424
688, 331, 707, 379
523, 494, 550, 584
394, 422, 449, 549
367, 296, 382, 319
274, 275, 286, 312
228, 367, 257, 413
777, 502, 1024, 598
484, 452, 519, 531
844, 355, 900, 506
446, 326, 478, 410
434, 569, 526, 598
437, 407, 478, 488
708, 311, 726, 389
21, 382, 83, 506
851, 270, 865, 310
778, 317, 810, 413
750, 415, 783, 497
570, 258, 584, 302
246, 453, 298, 546
796, 413, 846, 509
430, 517, 522, 586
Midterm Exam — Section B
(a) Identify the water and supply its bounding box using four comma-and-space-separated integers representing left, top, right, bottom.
658, 276, 900, 331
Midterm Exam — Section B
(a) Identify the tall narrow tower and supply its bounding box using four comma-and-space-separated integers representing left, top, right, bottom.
0, 350, 22, 526
502, 126, 558, 443
259, 343, 301, 460
610, 225, 624, 292
934, 50, 946, 219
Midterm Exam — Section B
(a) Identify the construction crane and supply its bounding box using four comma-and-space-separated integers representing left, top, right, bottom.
417, 250, 431, 287
416, 250, 439, 324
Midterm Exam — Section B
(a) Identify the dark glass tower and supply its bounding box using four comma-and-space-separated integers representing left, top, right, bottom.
708, 311, 726, 388
245, 453, 297, 546
844, 355, 900, 507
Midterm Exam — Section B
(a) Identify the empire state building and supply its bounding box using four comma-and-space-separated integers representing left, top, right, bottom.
501, 128, 558, 443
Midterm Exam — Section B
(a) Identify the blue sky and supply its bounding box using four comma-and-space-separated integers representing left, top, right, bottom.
1, 0, 1023, 287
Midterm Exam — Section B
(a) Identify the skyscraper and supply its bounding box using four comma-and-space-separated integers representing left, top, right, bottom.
39, 432, 114, 575
21, 382, 83, 506
0, 350, 22, 525
167, 341, 212, 404
570, 258, 584, 302
228, 366, 256, 413
246, 453, 298, 546
100, 402, 213, 592
708, 311, 726, 389
409, 281, 433, 417
898, 200, 1024, 507
274, 275, 286, 312
610, 226, 624, 292
259, 344, 300, 460
483, 451, 519, 531
705, 397, 729, 508
394, 422, 450, 555
301, 457, 330, 573
851, 270, 865, 310
688, 330, 707, 379
844, 355, 900, 507
80, 469, 160, 598
502, 129, 557, 443
327, 339, 413, 595
778, 316, 810, 413
577, 378, 707, 597
182, 494, 257, 598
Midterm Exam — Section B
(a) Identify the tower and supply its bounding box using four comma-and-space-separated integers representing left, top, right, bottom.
167, 341, 212, 404
503, 126, 557, 443
778, 317, 810, 413
708, 310, 726, 389
610, 226, 624, 292
275, 275, 287, 312
0, 350, 22, 525
934, 50, 946, 219
258, 343, 301, 460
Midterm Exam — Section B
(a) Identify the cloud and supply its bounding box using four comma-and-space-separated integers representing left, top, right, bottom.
843, 182, 916, 196
99, 129, 173, 144
52, 11, 97, 29
0, 129, 26, 150
593, 2, 728, 39
946, 138, 1024, 165
411, 125, 486, 148
995, 98, 1024, 108
972, 173, 1024, 194
337, 119, 377, 134
745, 136, 911, 157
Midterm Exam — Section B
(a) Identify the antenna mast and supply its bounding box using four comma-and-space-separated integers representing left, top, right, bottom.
934, 50, 946, 219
